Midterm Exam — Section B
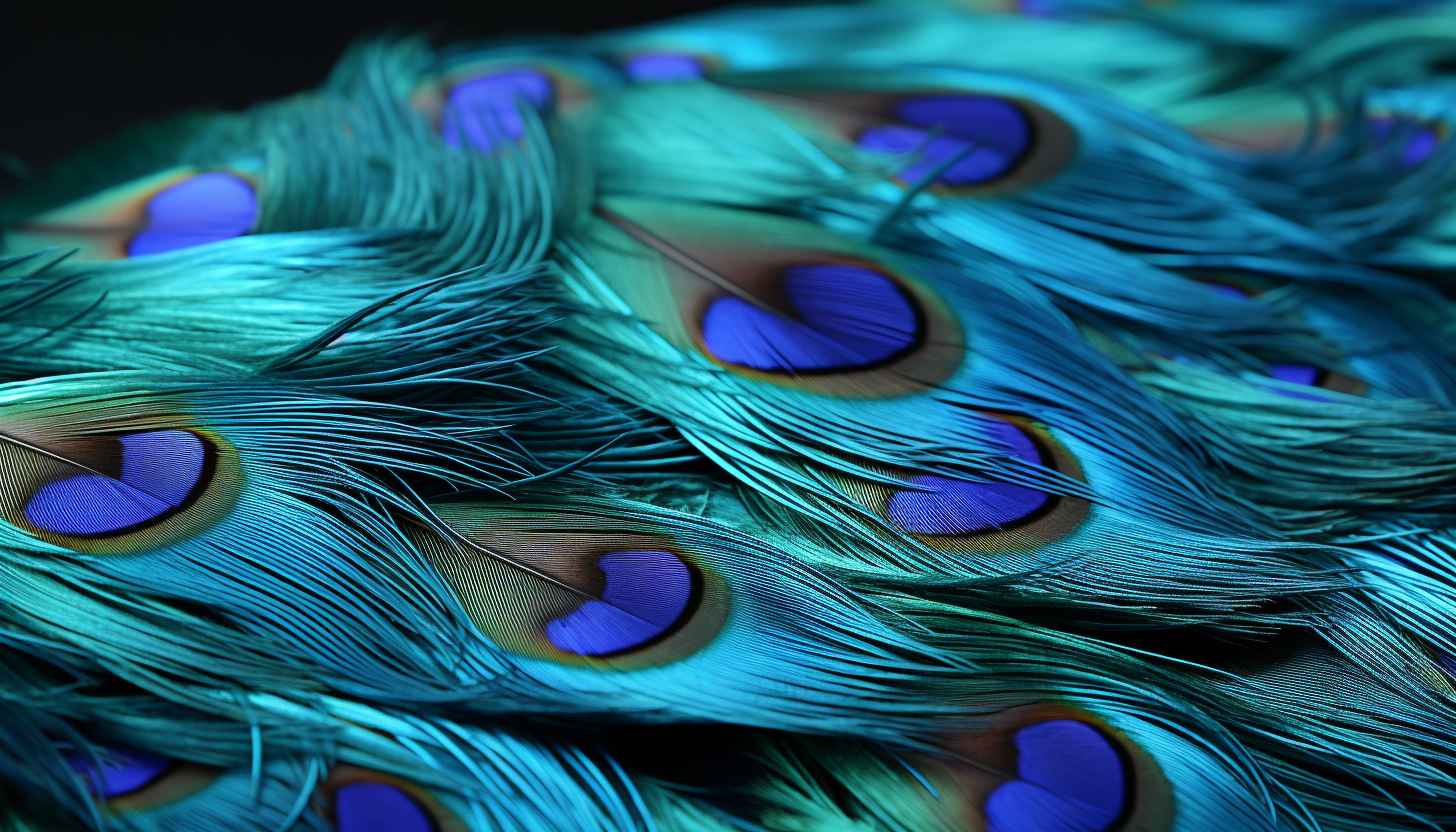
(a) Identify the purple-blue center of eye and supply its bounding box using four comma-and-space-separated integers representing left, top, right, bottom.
1267, 364, 1322, 386
985, 720, 1127, 832
1205, 283, 1253, 301
64, 745, 172, 798
1198, 284, 1335, 400
1373, 117, 1441, 167
441, 69, 553, 152
336, 782, 434, 832
624, 53, 705, 82
857, 96, 1031, 185
24, 430, 207, 536
546, 551, 693, 657
1017, 0, 1060, 16
887, 420, 1050, 535
127, 173, 257, 257
1264, 363, 1331, 401
700, 264, 920, 372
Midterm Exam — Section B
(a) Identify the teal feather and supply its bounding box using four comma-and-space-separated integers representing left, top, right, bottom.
0, 675, 658, 831
590, 4, 1247, 110
1, 44, 560, 275
980, 0, 1454, 51
586, 65, 1449, 394
0, 375, 965, 737
552, 197, 1364, 635
6, 5, 1456, 831
0, 235, 559, 380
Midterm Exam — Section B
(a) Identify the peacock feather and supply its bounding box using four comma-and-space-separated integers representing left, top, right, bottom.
5, 2, 1456, 830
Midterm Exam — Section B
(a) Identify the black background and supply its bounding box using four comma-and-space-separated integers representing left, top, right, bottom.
0, 2, 742, 183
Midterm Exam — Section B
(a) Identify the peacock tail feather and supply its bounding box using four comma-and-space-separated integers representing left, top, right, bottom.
5, 2, 1456, 830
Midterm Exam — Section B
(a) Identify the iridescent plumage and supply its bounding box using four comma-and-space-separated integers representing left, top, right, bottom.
5, 2, 1456, 830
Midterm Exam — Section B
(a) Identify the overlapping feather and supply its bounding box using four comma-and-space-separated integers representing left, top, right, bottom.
4, 4, 1456, 831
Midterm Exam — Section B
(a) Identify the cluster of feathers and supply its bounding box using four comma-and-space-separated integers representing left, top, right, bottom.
10, 0, 1456, 829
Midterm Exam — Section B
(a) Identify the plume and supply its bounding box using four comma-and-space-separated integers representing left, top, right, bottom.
5, 3, 1456, 831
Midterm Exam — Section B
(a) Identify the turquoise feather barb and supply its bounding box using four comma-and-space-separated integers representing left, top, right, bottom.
7, 2, 1456, 830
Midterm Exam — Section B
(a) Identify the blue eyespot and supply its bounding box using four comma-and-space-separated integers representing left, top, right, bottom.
858, 96, 1032, 186
546, 551, 693, 656
441, 69, 553, 152
1267, 363, 1322, 387
985, 720, 1127, 832
127, 172, 256, 257
336, 782, 433, 832
64, 745, 173, 798
701, 264, 921, 372
887, 420, 1050, 535
24, 430, 207, 536
623, 53, 706, 82
1017, 0, 1060, 17
1205, 283, 1253, 301
1373, 117, 1440, 168
1194, 283, 1342, 399
1265, 363, 1336, 401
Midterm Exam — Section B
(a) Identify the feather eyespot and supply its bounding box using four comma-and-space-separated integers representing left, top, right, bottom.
700, 264, 923, 373
1264, 363, 1367, 399
412, 57, 605, 149
440, 68, 554, 152
721, 73, 1077, 194
1202, 281, 1258, 302
544, 550, 696, 656
125, 172, 257, 256
886, 419, 1050, 535
592, 197, 966, 397
984, 720, 1128, 832
828, 414, 1089, 549
1372, 116, 1442, 168
857, 95, 1033, 186
412, 507, 727, 668
1, 424, 241, 555
62, 743, 220, 812
1197, 278, 1369, 398
919, 705, 1162, 832
319, 767, 466, 832
24, 430, 209, 536
7, 169, 258, 261
65, 745, 174, 798
336, 782, 435, 832
622, 53, 708, 82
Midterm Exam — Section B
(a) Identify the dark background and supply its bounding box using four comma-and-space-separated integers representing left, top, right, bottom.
0, 2, 742, 183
